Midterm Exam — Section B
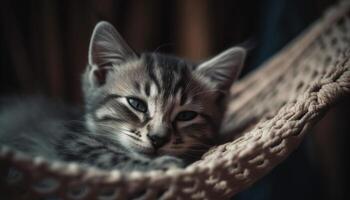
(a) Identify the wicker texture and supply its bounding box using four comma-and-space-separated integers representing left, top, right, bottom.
1, 1, 350, 199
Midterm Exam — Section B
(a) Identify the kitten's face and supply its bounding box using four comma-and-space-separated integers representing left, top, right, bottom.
83, 22, 246, 160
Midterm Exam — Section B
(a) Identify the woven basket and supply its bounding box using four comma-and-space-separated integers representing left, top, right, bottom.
1, 1, 350, 199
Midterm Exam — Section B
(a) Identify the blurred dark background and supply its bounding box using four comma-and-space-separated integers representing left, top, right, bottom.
0, 0, 348, 200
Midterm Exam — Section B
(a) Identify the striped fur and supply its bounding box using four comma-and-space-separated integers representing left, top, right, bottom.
0, 21, 246, 171
84, 53, 223, 159
80, 22, 246, 169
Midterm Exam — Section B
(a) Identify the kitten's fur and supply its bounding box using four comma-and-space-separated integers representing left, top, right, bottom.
0, 22, 246, 171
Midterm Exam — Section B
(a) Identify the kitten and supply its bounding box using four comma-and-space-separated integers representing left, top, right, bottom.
0, 22, 246, 171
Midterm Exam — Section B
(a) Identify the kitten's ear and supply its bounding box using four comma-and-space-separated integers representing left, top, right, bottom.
88, 21, 137, 67
86, 21, 136, 87
196, 47, 246, 89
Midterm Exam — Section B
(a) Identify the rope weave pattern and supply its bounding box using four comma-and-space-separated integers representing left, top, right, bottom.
1, 1, 350, 199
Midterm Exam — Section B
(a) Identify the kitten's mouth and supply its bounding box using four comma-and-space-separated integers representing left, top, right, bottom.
140, 148, 169, 159
129, 142, 174, 158
130, 142, 158, 156
142, 148, 163, 158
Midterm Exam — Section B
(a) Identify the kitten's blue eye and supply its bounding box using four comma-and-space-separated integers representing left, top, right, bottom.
176, 111, 198, 121
127, 97, 147, 113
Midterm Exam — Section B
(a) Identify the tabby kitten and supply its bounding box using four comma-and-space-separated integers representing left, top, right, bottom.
0, 22, 246, 171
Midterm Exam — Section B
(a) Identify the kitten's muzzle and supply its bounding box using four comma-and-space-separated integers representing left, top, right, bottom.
147, 132, 170, 149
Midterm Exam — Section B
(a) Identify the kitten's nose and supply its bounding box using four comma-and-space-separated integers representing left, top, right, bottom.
147, 132, 170, 149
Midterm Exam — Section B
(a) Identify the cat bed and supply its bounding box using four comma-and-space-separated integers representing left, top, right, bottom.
1, 1, 350, 199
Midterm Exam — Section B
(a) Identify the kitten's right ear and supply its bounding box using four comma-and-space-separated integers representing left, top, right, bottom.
87, 21, 136, 86
88, 21, 136, 67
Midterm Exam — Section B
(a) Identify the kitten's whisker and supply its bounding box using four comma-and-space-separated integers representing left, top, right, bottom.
153, 43, 175, 53
187, 89, 224, 99
95, 124, 143, 143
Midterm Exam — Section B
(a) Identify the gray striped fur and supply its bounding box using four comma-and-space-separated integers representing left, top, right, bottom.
0, 21, 246, 171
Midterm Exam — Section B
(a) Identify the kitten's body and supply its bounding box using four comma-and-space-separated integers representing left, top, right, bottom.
0, 22, 246, 171
0, 96, 184, 171
0, 97, 78, 160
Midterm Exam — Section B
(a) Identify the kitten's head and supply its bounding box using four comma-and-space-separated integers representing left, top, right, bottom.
83, 22, 246, 160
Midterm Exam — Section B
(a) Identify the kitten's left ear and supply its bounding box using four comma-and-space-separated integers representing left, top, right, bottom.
196, 47, 246, 89
88, 21, 137, 67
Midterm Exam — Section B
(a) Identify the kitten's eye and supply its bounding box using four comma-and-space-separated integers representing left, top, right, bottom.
127, 97, 148, 113
176, 111, 198, 121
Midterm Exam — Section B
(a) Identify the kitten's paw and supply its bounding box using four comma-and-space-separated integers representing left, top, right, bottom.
152, 156, 185, 170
